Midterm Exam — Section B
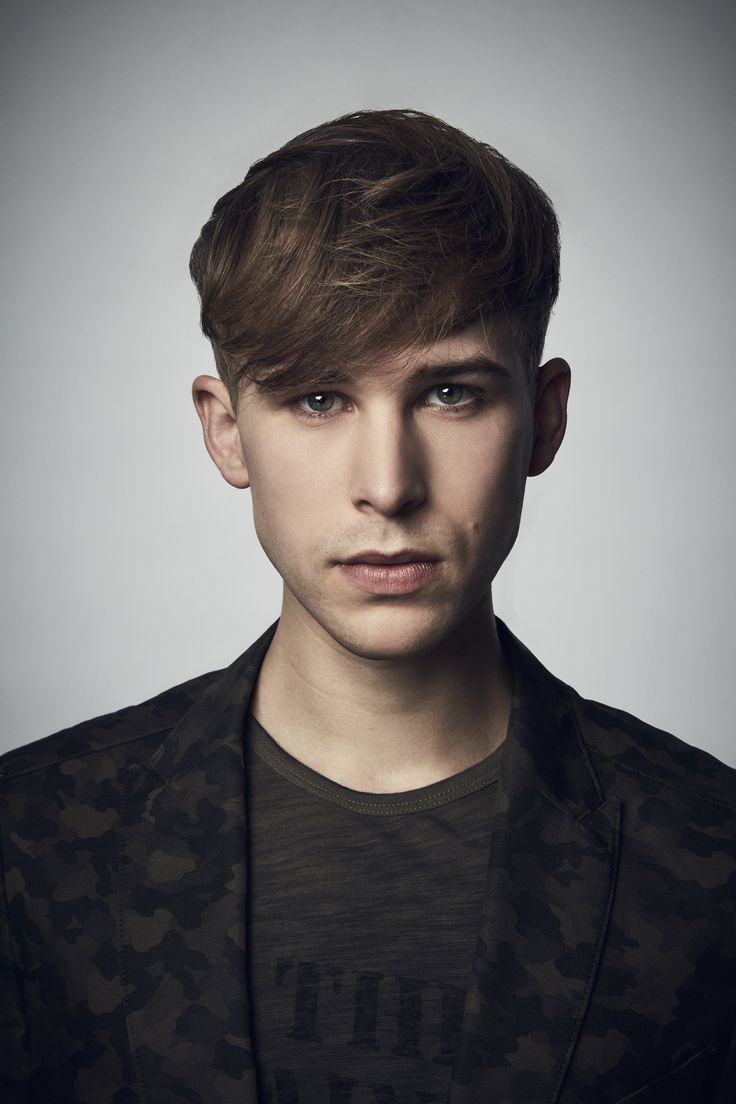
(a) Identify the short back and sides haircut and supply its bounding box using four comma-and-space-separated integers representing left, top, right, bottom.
189, 109, 560, 409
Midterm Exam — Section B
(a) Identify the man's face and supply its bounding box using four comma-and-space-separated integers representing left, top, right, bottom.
195, 321, 569, 660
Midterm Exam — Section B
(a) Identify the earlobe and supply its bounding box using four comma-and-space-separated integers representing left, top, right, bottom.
191, 375, 251, 489
527, 358, 571, 478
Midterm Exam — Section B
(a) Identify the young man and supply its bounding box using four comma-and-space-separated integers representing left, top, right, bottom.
0, 110, 733, 1104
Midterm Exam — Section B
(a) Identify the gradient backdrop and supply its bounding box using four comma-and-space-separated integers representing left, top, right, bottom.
2, 0, 734, 764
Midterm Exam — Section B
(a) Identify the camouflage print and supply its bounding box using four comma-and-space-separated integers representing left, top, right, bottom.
0, 617, 733, 1103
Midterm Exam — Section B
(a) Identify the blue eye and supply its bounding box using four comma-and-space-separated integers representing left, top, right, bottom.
426, 384, 473, 407
305, 393, 336, 413
294, 391, 345, 420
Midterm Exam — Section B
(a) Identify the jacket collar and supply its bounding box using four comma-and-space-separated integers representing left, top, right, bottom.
148, 619, 278, 785
498, 617, 606, 817
148, 616, 605, 819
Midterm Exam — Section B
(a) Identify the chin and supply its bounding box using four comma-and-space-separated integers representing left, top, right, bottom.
314, 602, 459, 662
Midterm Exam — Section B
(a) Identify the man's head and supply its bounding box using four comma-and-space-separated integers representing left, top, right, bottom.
190, 110, 570, 660
189, 108, 561, 411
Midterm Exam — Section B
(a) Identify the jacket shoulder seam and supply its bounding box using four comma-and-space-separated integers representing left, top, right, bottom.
588, 745, 735, 812
0, 723, 175, 782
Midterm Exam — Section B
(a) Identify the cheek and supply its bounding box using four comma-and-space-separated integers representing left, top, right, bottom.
441, 415, 530, 525
246, 436, 333, 558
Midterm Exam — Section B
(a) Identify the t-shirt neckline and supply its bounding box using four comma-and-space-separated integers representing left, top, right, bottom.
245, 711, 503, 815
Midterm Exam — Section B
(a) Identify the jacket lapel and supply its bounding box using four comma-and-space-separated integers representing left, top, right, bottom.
449, 621, 622, 1103
118, 622, 278, 1104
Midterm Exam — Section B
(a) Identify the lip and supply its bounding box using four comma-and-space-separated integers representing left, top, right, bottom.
339, 549, 440, 565
336, 552, 441, 595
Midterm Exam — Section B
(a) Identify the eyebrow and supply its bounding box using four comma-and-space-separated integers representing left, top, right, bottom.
407, 353, 510, 383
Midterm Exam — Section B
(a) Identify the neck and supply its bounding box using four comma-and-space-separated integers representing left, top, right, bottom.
249, 593, 512, 793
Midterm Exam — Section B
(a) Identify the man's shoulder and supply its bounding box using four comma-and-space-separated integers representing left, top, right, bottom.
568, 687, 735, 813
0, 665, 226, 783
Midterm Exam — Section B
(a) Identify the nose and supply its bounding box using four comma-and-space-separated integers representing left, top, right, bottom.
349, 408, 426, 517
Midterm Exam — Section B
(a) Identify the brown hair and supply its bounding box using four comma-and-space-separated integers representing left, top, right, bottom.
189, 108, 560, 409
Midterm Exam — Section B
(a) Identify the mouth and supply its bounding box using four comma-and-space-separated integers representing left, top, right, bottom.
335, 550, 442, 595
338, 549, 440, 565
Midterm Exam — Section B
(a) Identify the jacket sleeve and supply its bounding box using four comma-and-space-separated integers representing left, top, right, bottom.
0, 818, 31, 1101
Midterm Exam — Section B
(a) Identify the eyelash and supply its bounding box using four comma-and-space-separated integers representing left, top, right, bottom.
291, 385, 483, 422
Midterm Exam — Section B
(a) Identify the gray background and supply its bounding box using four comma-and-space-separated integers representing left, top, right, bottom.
2, 0, 734, 764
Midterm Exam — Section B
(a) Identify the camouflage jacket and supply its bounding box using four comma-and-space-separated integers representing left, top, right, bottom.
0, 618, 734, 1103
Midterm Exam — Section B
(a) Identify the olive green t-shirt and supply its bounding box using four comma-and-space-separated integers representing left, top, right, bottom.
245, 712, 502, 1103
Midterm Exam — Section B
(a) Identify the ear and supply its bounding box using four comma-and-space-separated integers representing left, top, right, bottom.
527, 358, 571, 477
191, 375, 250, 489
